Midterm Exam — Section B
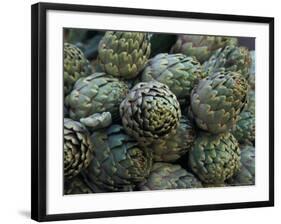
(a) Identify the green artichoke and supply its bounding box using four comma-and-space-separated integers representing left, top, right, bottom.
171, 34, 237, 63
232, 111, 255, 144
64, 118, 93, 180
228, 145, 255, 186
151, 116, 195, 162
64, 43, 92, 95
65, 73, 129, 120
190, 71, 248, 134
98, 31, 151, 79
83, 124, 153, 192
138, 163, 202, 190
120, 81, 181, 146
203, 45, 251, 80
64, 174, 93, 195
80, 112, 112, 131
141, 53, 204, 103
189, 132, 241, 184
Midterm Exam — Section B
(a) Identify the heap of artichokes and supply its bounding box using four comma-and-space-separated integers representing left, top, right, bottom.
120, 81, 181, 146
65, 73, 128, 120
190, 71, 248, 134
98, 31, 151, 79
189, 132, 241, 184
64, 118, 93, 180
138, 163, 202, 190
64, 43, 92, 95
82, 124, 152, 192
171, 35, 237, 63
63, 29, 256, 193
141, 53, 204, 103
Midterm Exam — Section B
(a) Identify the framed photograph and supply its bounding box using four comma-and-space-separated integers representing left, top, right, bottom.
31, 2, 274, 222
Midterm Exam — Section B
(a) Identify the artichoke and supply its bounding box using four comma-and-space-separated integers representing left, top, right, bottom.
80, 112, 112, 131
244, 90, 255, 114
141, 53, 204, 103
190, 71, 248, 134
151, 116, 195, 162
189, 132, 241, 184
248, 51, 255, 89
120, 81, 181, 146
82, 124, 153, 192
64, 174, 93, 195
65, 73, 129, 120
228, 145, 255, 186
64, 118, 93, 180
232, 111, 255, 145
64, 43, 92, 95
203, 45, 251, 80
98, 31, 151, 79
171, 34, 237, 63
138, 163, 202, 190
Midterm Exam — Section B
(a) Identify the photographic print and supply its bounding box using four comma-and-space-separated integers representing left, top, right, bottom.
63, 29, 256, 194
32, 3, 273, 221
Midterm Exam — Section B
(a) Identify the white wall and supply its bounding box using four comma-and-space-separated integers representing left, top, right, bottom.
0, 0, 279, 223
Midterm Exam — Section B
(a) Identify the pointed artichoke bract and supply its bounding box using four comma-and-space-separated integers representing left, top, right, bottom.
228, 145, 255, 186
190, 71, 248, 134
120, 81, 181, 146
203, 45, 251, 80
141, 53, 204, 103
138, 163, 202, 190
64, 43, 92, 95
82, 125, 153, 192
65, 73, 129, 120
151, 116, 195, 162
189, 132, 241, 184
64, 118, 93, 180
171, 34, 237, 63
232, 111, 255, 145
98, 31, 151, 79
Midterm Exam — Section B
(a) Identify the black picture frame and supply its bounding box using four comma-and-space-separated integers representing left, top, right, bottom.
31, 2, 274, 222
